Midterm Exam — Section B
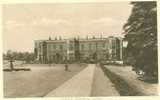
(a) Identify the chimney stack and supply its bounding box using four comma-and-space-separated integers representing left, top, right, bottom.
49, 36, 52, 40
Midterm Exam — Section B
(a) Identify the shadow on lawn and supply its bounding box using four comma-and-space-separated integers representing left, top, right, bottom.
100, 65, 145, 96
3, 68, 31, 72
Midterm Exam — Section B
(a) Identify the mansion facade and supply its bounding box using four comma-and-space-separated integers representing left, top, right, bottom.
34, 36, 123, 63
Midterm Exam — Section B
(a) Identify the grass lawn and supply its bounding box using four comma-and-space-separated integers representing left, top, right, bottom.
102, 65, 158, 96
3, 64, 87, 98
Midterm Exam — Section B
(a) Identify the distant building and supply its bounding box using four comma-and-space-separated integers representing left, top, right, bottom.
34, 36, 123, 63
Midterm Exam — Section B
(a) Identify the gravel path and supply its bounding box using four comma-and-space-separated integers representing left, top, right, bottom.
91, 65, 120, 96
46, 64, 95, 97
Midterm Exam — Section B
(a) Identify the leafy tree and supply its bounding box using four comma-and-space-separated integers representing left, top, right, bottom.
4, 50, 35, 63
123, 2, 157, 78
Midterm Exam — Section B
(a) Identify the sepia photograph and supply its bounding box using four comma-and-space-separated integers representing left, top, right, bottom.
1, 0, 159, 98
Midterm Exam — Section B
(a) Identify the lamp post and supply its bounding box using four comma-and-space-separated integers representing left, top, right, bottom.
122, 40, 128, 64
123, 40, 128, 48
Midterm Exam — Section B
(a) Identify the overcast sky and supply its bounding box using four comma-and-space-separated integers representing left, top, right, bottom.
3, 2, 133, 53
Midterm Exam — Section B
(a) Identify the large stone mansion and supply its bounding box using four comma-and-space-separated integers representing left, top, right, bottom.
34, 36, 123, 63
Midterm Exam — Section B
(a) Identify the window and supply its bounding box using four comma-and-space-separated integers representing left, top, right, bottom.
81, 44, 84, 50
48, 44, 51, 50
53, 45, 56, 49
60, 45, 63, 50
89, 43, 92, 50
69, 44, 73, 50
103, 42, 105, 47
95, 42, 98, 48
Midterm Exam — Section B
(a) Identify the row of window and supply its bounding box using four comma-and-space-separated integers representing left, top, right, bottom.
46, 42, 108, 51
80, 42, 106, 50
47, 44, 64, 50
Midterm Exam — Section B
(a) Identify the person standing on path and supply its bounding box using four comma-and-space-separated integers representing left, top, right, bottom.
65, 64, 68, 71
64, 59, 69, 71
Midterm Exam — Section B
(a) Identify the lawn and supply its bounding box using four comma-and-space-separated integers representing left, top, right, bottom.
3, 64, 87, 98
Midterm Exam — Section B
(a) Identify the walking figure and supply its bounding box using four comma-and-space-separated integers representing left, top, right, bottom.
65, 64, 68, 71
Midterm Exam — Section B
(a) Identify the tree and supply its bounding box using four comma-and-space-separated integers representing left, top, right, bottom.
123, 2, 157, 79
4, 50, 35, 63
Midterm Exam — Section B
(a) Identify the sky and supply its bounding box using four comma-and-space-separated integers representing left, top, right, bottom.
2, 2, 133, 53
